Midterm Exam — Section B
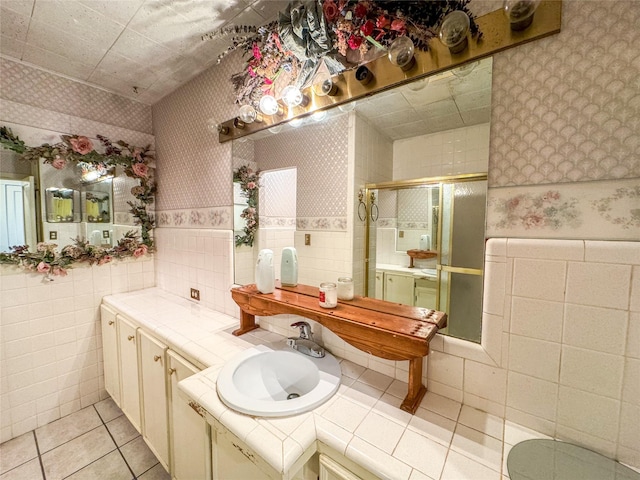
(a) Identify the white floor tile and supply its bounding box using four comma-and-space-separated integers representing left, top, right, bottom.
441, 450, 502, 480
450, 424, 504, 472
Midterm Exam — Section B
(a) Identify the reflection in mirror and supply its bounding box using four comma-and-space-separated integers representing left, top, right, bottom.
231, 56, 492, 344
1, 123, 143, 255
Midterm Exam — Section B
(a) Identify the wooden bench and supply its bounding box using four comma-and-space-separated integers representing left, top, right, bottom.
231, 283, 447, 414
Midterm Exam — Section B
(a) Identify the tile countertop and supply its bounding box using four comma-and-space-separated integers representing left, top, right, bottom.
103, 288, 542, 480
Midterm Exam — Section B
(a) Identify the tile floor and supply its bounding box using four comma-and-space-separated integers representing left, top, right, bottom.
0, 398, 169, 480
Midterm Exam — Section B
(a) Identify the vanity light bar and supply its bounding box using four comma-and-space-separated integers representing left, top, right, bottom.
217, 0, 562, 142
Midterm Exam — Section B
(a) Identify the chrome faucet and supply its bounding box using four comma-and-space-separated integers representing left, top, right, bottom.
287, 321, 325, 358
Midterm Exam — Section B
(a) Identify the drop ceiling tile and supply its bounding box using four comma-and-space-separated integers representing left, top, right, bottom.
449, 70, 492, 95
403, 83, 452, 107
387, 120, 430, 140
424, 113, 465, 131
251, 0, 288, 20
0, 34, 26, 59
0, 0, 34, 17
460, 106, 492, 126
22, 44, 95, 80
453, 88, 492, 112
0, 7, 30, 41
78, 0, 145, 26
32, 0, 124, 46
86, 71, 146, 100
25, 19, 108, 66
95, 51, 158, 89
109, 28, 176, 69
416, 98, 459, 118
173, 0, 246, 23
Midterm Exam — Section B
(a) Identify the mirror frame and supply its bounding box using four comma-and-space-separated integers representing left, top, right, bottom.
217, 1, 561, 141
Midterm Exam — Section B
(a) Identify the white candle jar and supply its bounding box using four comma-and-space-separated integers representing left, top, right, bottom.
319, 282, 338, 308
337, 277, 354, 301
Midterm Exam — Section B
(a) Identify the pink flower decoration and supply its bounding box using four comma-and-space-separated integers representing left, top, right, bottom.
348, 34, 363, 50
323, 0, 339, 22
360, 20, 374, 37
376, 15, 390, 29
132, 162, 149, 178
246, 181, 256, 190
51, 156, 67, 170
98, 255, 113, 265
390, 19, 406, 34
133, 245, 148, 258
37, 262, 51, 274
52, 266, 67, 277
354, 3, 367, 18
252, 43, 262, 60
69, 136, 93, 155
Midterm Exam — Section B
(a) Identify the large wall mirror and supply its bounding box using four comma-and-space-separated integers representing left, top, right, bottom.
0, 123, 141, 253
232, 57, 492, 344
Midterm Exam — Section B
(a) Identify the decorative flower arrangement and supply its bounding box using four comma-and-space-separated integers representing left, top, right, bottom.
204, 0, 480, 110
0, 126, 156, 277
0, 232, 149, 280
229, 25, 301, 108
233, 165, 260, 247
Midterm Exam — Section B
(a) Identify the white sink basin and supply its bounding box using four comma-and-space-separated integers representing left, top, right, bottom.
216, 344, 341, 417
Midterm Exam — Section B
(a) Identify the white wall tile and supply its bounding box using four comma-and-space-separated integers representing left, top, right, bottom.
509, 335, 560, 382
584, 241, 640, 266
566, 262, 631, 310
557, 386, 620, 443
627, 312, 640, 359
464, 360, 506, 406
506, 372, 558, 422
483, 261, 506, 316
507, 239, 584, 261
622, 358, 640, 406
618, 402, 640, 450
512, 258, 567, 302
563, 304, 629, 355
631, 266, 640, 312
427, 351, 464, 390
555, 424, 617, 460
560, 346, 624, 399
510, 297, 563, 342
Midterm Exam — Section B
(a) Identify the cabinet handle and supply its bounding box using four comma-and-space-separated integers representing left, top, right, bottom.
154, 355, 161, 362
168, 368, 176, 375
127, 335, 134, 341
108, 320, 114, 326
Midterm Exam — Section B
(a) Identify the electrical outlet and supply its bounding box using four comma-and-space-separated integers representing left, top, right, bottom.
190, 288, 200, 301
305, 234, 311, 246
399, 231, 404, 238
102, 230, 110, 239
49, 231, 57, 240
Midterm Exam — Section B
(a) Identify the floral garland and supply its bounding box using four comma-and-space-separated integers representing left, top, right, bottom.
207, 0, 480, 108
233, 165, 260, 247
0, 126, 156, 278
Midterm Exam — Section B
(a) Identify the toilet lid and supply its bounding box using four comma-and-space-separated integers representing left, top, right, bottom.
507, 439, 640, 480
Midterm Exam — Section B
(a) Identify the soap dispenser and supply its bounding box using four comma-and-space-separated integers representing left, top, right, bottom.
255, 249, 275, 294
281, 247, 298, 286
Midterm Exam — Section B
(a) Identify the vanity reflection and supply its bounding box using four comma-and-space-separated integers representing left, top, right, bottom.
0, 123, 141, 252
233, 57, 492, 343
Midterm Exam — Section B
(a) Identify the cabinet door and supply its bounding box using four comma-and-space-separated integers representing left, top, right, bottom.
384, 273, 414, 305
139, 329, 169, 470
213, 429, 272, 480
118, 316, 141, 431
319, 454, 363, 480
414, 277, 437, 309
100, 304, 121, 406
168, 351, 209, 480
374, 271, 384, 300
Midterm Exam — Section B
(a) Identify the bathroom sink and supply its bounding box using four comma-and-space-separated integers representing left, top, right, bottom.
418, 268, 437, 278
216, 344, 341, 417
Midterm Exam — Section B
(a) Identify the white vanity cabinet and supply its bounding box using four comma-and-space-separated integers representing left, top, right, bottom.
168, 350, 209, 480
100, 303, 209, 480
414, 277, 437, 309
118, 315, 142, 432
139, 330, 169, 470
100, 305, 121, 406
384, 272, 414, 305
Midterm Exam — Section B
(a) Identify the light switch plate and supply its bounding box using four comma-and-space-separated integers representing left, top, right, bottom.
305, 234, 311, 246
49, 231, 57, 240
190, 288, 200, 301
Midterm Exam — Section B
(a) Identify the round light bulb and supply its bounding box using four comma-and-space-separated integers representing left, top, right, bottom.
289, 117, 305, 128
338, 101, 356, 112
268, 125, 283, 134
238, 105, 258, 123
504, 0, 541, 30
259, 95, 281, 116
439, 11, 470, 54
312, 110, 327, 122
388, 36, 415, 71
282, 85, 303, 107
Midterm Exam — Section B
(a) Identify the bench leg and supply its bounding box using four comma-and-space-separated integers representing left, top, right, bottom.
400, 357, 427, 414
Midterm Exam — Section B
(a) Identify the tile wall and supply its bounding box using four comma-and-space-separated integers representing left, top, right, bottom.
393, 123, 490, 180
0, 60, 155, 443
0, 259, 155, 443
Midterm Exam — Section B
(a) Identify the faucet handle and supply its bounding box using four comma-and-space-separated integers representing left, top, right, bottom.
290, 321, 312, 339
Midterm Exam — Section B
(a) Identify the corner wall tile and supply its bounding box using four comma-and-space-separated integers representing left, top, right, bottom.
560, 346, 624, 400
563, 304, 628, 355
512, 258, 567, 302
557, 385, 620, 443
464, 360, 506, 406
506, 239, 584, 261
584, 241, 640, 266
566, 262, 631, 310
